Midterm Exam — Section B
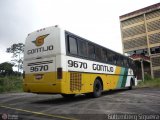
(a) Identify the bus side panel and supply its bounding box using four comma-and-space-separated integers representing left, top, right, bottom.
116, 67, 126, 88
105, 66, 122, 90
125, 68, 135, 87
61, 72, 112, 94
81, 72, 94, 93
59, 69, 135, 94
61, 72, 93, 94
102, 67, 134, 90
116, 68, 135, 88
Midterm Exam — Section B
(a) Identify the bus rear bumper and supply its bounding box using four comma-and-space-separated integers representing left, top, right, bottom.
23, 83, 62, 94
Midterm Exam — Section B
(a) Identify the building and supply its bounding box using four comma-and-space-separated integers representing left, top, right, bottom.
119, 3, 160, 79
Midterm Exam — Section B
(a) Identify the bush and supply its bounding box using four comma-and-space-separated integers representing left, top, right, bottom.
0, 76, 23, 93
144, 74, 152, 81
138, 77, 160, 88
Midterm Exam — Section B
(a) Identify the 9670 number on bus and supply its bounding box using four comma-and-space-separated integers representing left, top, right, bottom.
30, 65, 49, 72
68, 60, 87, 69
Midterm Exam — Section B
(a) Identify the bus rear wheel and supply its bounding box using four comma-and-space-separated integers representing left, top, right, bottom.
61, 94, 75, 98
92, 79, 102, 98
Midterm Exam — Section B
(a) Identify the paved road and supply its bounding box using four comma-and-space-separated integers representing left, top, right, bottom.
0, 88, 160, 120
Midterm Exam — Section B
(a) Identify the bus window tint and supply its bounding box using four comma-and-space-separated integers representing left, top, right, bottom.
124, 58, 127, 67
68, 37, 78, 55
102, 49, 108, 62
95, 47, 102, 60
88, 44, 95, 59
128, 59, 133, 68
120, 56, 124, 66
78, 40, 87, 57
117, 56, 123, 66
107, 50, 114, 63
113, 54, 117, 64
124, 58, 129, 68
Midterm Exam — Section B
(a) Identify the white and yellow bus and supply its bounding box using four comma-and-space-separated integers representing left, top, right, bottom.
23, 26, 137, 98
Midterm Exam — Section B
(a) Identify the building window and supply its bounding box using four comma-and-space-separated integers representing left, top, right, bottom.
125, 49, 148, 56
150, 46, 160, 54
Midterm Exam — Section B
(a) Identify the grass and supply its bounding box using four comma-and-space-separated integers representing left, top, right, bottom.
138, 77, 160, 88
0, 76, 23, 93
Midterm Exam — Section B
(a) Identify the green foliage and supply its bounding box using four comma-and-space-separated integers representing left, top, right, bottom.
0, 76, 23, 93
138, 77, 160, 88
144, 74, 152, 81
0, 62, 14, 76
6, 43, 24, 57
6, 43, 25, 72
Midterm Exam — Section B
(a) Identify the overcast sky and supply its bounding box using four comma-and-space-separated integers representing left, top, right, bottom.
0, 0, 159, 64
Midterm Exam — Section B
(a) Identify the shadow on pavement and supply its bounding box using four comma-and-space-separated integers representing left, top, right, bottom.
31, 88, 132, 105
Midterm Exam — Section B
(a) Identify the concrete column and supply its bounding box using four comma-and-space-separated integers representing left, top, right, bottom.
119, 20, 125, 54
141, 59, 144, 81
144, 14, 154, 79
150, 57, 154, 78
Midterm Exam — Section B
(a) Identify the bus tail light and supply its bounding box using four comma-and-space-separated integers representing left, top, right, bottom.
57, 68, 62, 79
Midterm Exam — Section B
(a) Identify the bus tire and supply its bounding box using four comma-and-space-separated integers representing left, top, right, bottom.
92, 79, 102, 98
61, 94, 75, 98
85, 93, 92, 98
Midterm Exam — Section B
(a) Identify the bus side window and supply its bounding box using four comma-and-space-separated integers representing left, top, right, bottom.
117, 55, 122, 66
107, 50, 113, 64
113, 54, 117, 65
128, 59, 133, 68
102, 49, 108, 62
68, 36, 78, 55
124, 58, 129, 68
95, 47, 102, 60
127, 59, 130, 68
129, 59, 132, 67
120, 56, 124, 66
88, 43, 95, 59
78, 40, 87, 57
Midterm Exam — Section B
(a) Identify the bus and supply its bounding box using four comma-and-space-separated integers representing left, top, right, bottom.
23, 25, 137, 98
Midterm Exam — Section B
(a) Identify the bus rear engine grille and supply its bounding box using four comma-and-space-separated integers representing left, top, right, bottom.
70, 72, 82, 91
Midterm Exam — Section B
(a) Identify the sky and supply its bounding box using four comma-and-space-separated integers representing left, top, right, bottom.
0, 0, 159, 66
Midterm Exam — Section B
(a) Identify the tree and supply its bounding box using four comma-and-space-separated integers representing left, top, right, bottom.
0, 62, 14, 76
6, 43, 24, 72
